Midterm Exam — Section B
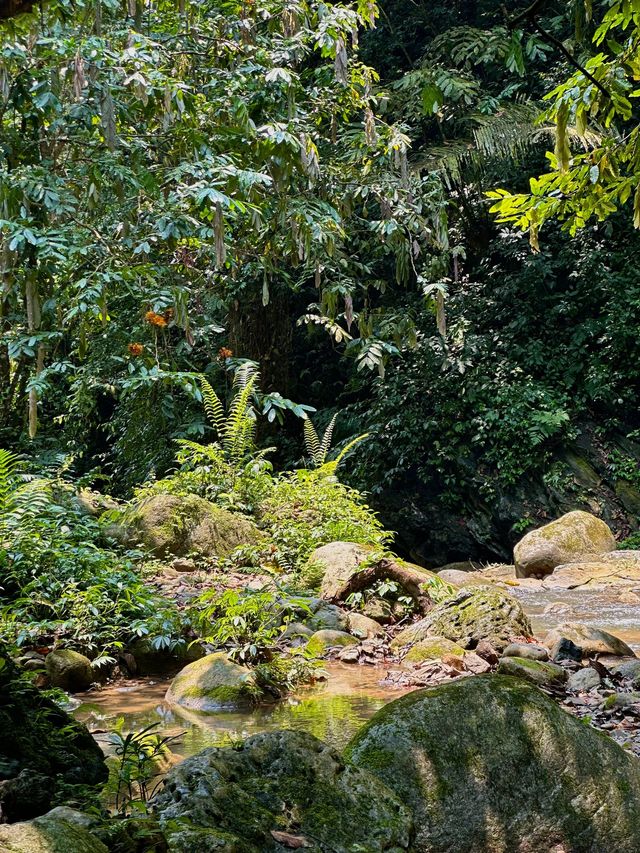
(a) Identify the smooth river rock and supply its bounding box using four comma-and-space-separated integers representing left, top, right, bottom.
345, 674, 640, 853
544, 623, 636, 658
514, 510, 616, 578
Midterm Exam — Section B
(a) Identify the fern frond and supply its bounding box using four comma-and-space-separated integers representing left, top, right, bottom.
333, 433, 369, 468
303, 419, 321, 464
0, 449, 20, 516
225, 374, 258, 462
319, 414, 339, 462
200, 378, 226, 438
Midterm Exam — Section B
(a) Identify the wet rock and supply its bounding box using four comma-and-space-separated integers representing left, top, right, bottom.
497, 656, 567, 687
401, 636, 465, 664
0, 811, 108, 853
165, 652, 260, 712
346, 612, 384, 639
129, 493, 264, 558
545, 623, 636, 658
338, 646, 361, 663
567, 667, 601, 692
152, 730, 413, 852
514, 510, 616, 579
391, 587, 531, 652
345, 674, 640, 853
45, 650, 93, 692
502, 642, 549, 662
306, 630, 358, 658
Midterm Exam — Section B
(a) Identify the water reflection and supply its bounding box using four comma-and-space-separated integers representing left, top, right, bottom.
74, 663, 409, 755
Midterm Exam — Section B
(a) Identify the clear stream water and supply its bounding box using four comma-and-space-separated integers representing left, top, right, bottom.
72, 588, 640, 760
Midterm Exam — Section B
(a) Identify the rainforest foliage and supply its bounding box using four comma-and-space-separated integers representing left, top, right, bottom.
2, 0, 640, 572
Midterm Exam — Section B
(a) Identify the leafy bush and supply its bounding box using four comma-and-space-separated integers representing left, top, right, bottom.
0, 453, 184, 663
259, 468, 390, 569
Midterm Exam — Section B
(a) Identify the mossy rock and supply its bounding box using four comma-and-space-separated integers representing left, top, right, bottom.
345, 674, 640, 853
346, 612, 384, 639
306, 630, 358, 658
402, 636, 465, 664
44, 650, 93, 692
0, 645, 107, 822
497, 656, 567, 687
391, 587, 531, 652
130, 494, 264, 558
165, 652, 261, 712
153, 730, 413, 852
514, 510, 616, 579
0, 810, 108, 852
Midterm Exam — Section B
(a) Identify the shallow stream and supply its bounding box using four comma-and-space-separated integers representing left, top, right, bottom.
72, 584, 640, 761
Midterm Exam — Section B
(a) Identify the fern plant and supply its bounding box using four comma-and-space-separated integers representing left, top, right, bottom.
200, 363, 260, 465
0, 449, 51, 530
303, 416, 369, 473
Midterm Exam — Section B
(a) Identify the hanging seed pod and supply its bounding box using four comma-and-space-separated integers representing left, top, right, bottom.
73, 53, 86, 101
214, 202, 226, 268
334, 38, 348, 84
364, 107, 377, 145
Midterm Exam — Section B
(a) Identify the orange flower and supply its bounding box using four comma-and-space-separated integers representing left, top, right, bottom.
218, 346, 233, 360
163, 307, 175, 322
128, 343, 144, 356
145, 310, 168, 328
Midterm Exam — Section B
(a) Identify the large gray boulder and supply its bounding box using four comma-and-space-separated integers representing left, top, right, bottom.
345, 675, 640, 853
514, 510, 616, 578
544, 622, 636, 658
129, 494, 264, 557
152, 730, 412, 852
391, 587, 531, 652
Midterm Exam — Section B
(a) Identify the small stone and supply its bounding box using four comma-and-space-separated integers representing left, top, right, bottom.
347, 612, 384, 639
503, 643, 549, 662
610, 659, 640, 687
306, 630, 358, 658
618, 590, 640, 604
567, 667, 601, 693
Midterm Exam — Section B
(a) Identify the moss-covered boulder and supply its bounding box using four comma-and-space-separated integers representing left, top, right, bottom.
130, 494, 264, 558
152, 730, 413, 852
497, 656, 567, 687
391, 587, 531, 653
402, 636, 465, 664
514, 510, 616, 578
44, 650, 93, 692
0, 646, 107, 822
345, 675, 640, 853
165, 652, 260, 712
306, 630, 359, 657
544, 622, 636, 658
0, 811, 107, 853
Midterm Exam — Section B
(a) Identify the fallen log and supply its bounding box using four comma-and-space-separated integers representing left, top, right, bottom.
328, 557, 434, 615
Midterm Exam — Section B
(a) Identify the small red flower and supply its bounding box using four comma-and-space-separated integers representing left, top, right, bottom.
128, 342, 144, 356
